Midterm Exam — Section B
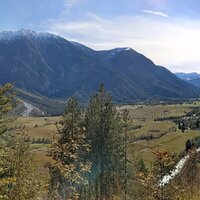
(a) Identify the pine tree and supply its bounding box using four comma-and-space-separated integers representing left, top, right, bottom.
181, 121, 185, 133
136, 159, 147, 174
47, 97, 91, 200
85, 85, 124, 200
185, 139, 192, 152
122, 109, 129, 200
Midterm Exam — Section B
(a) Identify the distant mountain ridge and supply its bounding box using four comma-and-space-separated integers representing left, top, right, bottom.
175, 72, 200, 88
175, 72, 200, 81
189, 78, 200, 88
0, 29, 200, 103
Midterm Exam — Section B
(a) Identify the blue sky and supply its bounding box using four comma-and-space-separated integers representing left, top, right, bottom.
1, 0, 200, 72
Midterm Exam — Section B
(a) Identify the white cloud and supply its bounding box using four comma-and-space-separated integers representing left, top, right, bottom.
42, 14, 200, 73
62, 0, 85, 15
142, 10, 169, 18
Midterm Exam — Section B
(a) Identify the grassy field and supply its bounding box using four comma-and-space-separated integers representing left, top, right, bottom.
17, 116, 61, 139
17, 103, 200, 169
119, 104, 200, 167
16, 116, 61, 185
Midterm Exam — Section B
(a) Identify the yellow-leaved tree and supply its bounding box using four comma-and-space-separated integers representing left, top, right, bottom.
47, 97, 91, 200
0, 84, 41, 200
138, 149, 176, 200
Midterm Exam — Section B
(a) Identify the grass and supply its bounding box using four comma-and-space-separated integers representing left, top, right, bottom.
120, 103, 200, 168
30, 143, 49, 150
17, 116, 61, 139
18, 103, 200, 170
15, 102, 200, 200
131, 129, 200, 168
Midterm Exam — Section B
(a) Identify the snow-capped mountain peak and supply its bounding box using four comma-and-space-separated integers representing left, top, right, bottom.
110, 47, 132, 55
0, 29, 59, 41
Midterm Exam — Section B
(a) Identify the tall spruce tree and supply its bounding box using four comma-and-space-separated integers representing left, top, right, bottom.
47, 97, 91, 200
85, 85, 124, 200
122, 109, 130, 200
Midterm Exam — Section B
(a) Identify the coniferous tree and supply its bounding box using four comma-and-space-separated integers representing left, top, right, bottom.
196, 119, 200, 129
47, 97, 91, 200
181, 121, 185, 133
122, 109, 129, 200
85, 85, 124, 200
186, 139, 192, 152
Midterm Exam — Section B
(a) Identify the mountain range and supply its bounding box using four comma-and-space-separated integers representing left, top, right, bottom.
0, 29, 200, 108
175, 72, 200, 88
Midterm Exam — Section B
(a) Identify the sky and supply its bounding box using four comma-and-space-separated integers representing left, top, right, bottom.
1, 0, 200, 73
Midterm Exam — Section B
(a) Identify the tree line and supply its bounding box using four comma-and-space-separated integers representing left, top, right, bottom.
47, 84, 130, 200
0, 84, 130, 200
1, 83, 200, 200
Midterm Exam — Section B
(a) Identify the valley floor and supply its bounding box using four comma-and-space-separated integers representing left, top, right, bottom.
17, 102, 200, 199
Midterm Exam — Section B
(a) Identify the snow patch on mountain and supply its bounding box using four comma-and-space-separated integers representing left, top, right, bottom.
110, 47, 132, 55
0, 29, 59, 41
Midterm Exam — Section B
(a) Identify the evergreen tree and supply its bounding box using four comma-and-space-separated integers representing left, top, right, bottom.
136, 159, 147, 174
196, 119, 200, 129
47, 97, 91, 200
178, 121, 181, 130
85, 85, 124, 200
181, 121, 185, 133
186, 139, 192, 152
122, 109, 129, 200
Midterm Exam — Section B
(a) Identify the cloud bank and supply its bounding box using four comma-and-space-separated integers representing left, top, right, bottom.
41, 12, 200, 73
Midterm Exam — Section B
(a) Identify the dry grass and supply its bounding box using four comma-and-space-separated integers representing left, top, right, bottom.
18, 104, 200, 172
123, 104, 200, 168
17, 116, 61, 139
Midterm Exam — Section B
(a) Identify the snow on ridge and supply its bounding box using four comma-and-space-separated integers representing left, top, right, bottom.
110, 47, 132, 55
0, 29, 59, 41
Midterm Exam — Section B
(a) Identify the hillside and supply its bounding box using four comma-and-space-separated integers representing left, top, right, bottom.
15, 89, 66, 116
175, 72, 200, 88
188, 78, 200, 88
175, 72, 200, 81
0, 29, 200, 103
